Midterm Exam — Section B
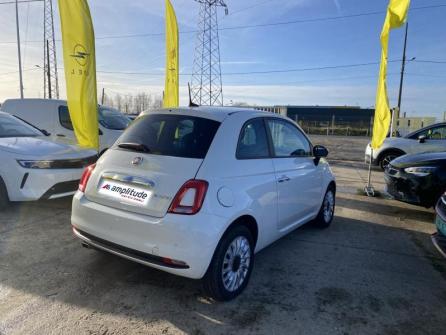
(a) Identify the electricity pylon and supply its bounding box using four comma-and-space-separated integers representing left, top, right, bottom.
190, 0, 228, 106
43, 0, 59, 99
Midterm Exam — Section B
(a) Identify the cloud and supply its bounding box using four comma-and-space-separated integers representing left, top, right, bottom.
333, 0, 342, 14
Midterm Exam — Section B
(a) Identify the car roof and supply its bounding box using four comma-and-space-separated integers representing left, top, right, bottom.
140, 106, 276, 122
2, 98, 120, 111
3, 98, 67, 106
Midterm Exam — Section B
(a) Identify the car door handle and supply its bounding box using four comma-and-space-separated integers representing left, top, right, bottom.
56, 134, 66, 137
277, 176, 290, 183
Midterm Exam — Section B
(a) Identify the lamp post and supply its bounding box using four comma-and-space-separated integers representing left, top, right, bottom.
15, 0, 24, 98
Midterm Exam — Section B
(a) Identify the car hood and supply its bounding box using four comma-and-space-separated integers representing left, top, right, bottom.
0, 136, 96, 159
391, 152, 446, 168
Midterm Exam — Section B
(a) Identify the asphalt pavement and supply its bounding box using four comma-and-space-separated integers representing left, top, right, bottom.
0, 136, 445, 335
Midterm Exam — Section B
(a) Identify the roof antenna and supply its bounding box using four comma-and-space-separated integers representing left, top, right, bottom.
188, 82, 199, 107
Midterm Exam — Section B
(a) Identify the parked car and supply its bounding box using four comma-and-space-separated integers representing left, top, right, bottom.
365, 122, 446, 170
384, 152, 446, 208
71, 107, 336, 301
0, 111, 97, 209
1, 99, 131, 154
432, 194, 446, 258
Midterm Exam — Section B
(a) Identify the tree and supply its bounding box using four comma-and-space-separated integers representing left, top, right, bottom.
101, 91, 163, 114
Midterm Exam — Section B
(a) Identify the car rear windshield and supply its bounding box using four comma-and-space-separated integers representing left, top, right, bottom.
116, 114, 220, 159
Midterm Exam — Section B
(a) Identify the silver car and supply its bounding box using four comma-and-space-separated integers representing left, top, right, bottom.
365, 122, 446, 170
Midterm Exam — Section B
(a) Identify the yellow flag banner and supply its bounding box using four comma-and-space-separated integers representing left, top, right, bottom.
371, 0, 410, 150
163, 0, 179, 108
58, 0, 99, 150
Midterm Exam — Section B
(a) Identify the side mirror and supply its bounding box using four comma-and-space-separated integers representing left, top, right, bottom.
313, 145, 329, 158
418, 135, 426, 143
313, 145, 328, 166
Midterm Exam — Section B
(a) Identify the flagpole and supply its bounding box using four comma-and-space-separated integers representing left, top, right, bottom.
397, 23, 408, 111
365, 147, 375, 197
15, 0, 24, 99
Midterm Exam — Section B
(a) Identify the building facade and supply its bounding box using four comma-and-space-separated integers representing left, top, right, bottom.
396, 117, 436, 136
254, 105, 375, 136
250, 105, 437, 137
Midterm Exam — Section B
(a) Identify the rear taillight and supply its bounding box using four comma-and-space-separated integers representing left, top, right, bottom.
78, 163, 96, 192
168, 179, 208, 215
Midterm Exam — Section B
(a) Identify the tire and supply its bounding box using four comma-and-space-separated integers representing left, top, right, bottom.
203, 225, 254, 301
379, 150, 404, 170
0, 177, 10, 210
312, 186, 335, 229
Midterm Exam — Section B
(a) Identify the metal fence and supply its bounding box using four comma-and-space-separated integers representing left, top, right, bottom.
296, 120, 372, 137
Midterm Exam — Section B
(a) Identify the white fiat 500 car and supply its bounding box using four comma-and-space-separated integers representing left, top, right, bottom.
72, 107, 336, 301
0, 112, 97, 208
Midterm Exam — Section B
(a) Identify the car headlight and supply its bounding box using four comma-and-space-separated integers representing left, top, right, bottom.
404, 166, 437, 177
17, 155, 97, 169
17, 160, 54, 169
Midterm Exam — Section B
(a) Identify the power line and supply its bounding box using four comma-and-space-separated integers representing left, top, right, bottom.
406, 72, 446, 78
94, 60, 402, 77
218, 4, 446, 32
232, 73, 401, 86
3, 58, 444, 79
414, 59, 446, 64
94, 59, 446, 78
0, 0, 43, 5
1, 3, 446, 44
0, 67, 38, 76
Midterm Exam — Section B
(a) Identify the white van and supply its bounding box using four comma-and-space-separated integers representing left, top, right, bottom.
1, 99, 131, 154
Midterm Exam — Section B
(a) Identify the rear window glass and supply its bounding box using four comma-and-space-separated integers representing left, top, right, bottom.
116, 114, 220, 159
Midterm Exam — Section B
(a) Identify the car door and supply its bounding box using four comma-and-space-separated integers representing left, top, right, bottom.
234, 117, 278, 246
266, 118, 322, 231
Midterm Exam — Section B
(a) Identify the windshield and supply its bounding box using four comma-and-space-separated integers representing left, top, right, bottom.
99, 108, 131, 130
116, 114, 220, 159
0, 114, 42, 138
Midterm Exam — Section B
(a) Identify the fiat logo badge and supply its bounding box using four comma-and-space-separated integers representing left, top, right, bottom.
132, 157, 143, 165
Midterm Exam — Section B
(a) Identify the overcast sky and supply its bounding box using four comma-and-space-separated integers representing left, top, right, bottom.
0, 0, 445, 118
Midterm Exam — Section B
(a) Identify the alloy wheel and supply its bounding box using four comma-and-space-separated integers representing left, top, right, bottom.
221, 236, 251, 292
381, 154, 398, 170
323, 190, 335, 223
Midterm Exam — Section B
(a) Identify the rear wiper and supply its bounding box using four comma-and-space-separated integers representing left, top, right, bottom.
118, 142, 151, 153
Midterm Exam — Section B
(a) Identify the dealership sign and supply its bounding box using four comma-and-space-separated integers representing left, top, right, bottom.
98, 180, 151, 206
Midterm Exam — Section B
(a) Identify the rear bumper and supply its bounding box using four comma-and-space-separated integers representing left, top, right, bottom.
71, 192, 227, 279
73, 227, 189, 269
431, 232, 446, 258
433, 201, 446, 258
